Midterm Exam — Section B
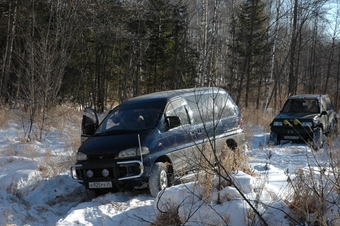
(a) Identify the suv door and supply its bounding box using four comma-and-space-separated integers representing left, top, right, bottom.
81, 107, 99, 144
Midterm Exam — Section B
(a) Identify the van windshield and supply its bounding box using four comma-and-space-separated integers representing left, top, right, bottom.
95, 102, 164, 134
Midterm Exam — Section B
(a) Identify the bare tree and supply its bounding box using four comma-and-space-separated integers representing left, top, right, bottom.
15, 0, 85, 140
1, 0, 17, 104
262, 0, 282, 111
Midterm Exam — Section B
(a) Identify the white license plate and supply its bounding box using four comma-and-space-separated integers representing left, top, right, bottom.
89, 181, 112, 189
284, 135, 299, 140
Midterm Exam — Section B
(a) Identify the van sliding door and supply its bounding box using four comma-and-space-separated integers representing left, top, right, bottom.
161, 99, 198, 174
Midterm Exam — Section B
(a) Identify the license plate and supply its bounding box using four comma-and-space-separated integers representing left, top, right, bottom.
284, 135, 299, 140
89, 181, 112, 189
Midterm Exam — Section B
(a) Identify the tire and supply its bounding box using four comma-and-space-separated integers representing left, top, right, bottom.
313, 127, 323, 150
149, 162, 169, 197
330, 120, 338, 137
269, 132, 280, 145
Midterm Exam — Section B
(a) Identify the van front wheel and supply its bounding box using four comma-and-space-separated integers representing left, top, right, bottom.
149, 162, 168, 197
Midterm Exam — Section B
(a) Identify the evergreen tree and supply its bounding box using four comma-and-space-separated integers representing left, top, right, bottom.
145, 0, 196, 92
230, 0, 269, 107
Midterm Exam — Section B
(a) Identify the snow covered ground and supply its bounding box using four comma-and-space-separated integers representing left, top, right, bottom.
1, 115, 339, 225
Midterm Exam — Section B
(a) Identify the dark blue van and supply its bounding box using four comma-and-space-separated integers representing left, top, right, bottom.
71, 87, 245, 197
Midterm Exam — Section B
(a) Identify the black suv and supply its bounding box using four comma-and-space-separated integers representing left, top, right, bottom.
270, 94, 338, 149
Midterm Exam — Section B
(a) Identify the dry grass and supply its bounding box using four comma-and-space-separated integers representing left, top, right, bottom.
241, 107, 275, 141
286, 163, 340, 225
2, 142, 40, 163
3, 209, 15, 226
220, 145, 254, 176
14, 104, 82, 142
1, 104, 81, 185
2, 145, 18, 163
194, 142, 216, 198
48, 105, 82, 131
191, 142, 255, 205
154, 142, 242, 225
0, 107, 17, 129
23, 144, 40, 159
286, 168, 326, 224
35, 106, 81, 177
64, 129, 82, 156
152, 204, 181, 226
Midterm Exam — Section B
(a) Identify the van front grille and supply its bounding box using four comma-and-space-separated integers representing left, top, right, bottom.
87, 154, 117, 161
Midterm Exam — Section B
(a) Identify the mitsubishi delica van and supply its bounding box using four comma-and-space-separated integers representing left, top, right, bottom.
70, 87, 245, 197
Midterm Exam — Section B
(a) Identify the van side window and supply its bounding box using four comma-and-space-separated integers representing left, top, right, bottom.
186, 93, 236, 124
185, 95, 206, 123
186, 94, 217, 123
216, 95, 236, 117
166, 100, 190, 125
185, 97, 200, 123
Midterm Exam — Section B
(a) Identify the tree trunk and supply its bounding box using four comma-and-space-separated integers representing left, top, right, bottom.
262, 0, 281, 111
1, 0, 18, 104
288, 0, 298, 96
324, 38, 335, 94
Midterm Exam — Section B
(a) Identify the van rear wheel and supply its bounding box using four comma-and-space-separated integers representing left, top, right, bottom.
149, 162, 169, 197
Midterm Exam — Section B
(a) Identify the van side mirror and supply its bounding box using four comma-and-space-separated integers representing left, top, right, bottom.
166, 116, 181, 129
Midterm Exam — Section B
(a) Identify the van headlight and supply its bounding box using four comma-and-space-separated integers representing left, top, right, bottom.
76, 152, 87, 161
118, 147, 150, 158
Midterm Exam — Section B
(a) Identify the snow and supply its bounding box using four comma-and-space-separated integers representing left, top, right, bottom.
1, 116, 339, 225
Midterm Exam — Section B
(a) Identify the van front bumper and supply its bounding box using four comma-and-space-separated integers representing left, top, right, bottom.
70, 160, 145, 187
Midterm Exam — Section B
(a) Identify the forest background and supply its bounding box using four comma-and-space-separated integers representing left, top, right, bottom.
1, 0, 339, 126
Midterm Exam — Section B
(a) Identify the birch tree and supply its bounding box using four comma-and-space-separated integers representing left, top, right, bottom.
262, 0, 282, 111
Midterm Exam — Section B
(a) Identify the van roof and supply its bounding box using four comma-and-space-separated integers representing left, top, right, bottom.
121, 87, 227, 105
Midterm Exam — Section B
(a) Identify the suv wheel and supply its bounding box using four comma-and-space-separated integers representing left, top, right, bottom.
313, 127, 323, 150
269, 132, 280, 145
330, 120, 338, 136
149, 162, 169, 197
